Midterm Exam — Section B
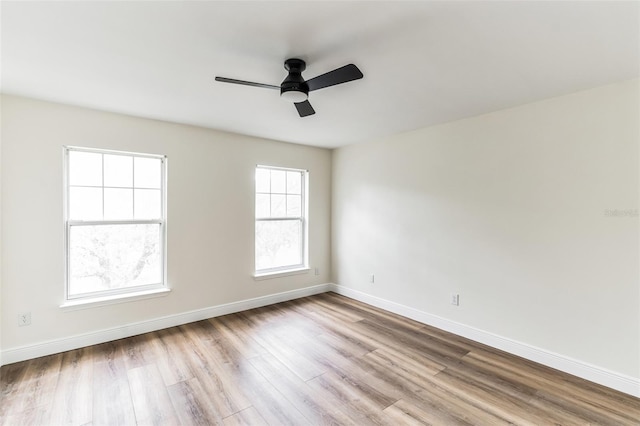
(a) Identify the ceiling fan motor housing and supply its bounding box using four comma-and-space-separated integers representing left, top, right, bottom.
281, 58, 309, 102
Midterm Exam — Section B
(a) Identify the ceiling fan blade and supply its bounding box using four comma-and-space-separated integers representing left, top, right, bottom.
294, 100, 315, 117
306, 64, 363, 92
215, 76, 279, 90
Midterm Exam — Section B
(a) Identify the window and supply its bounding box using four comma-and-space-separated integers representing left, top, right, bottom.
64, 147, 167, 301
255, 165, 308, 275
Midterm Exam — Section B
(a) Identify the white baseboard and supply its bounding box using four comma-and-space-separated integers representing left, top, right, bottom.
3, 282, 638, 398
329, 283, 640, 398
0, 283, 331, 366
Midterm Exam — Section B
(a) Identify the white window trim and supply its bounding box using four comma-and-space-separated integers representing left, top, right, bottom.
60, 287, 171, 311
255, 165, 309, 276
254, 267, 310, 280
62, 146, 168, 305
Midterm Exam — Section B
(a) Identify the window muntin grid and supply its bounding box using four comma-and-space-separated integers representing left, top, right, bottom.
255, 165, 307, 274
64, 146, 167, 300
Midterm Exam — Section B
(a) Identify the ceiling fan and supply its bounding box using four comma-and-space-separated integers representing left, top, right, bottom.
215, 58, 363, 118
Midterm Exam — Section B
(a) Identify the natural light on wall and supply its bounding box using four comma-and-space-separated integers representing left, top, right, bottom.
64, 147, 167, 300
255, 165, 308, 275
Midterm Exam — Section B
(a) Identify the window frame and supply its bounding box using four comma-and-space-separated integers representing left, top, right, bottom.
255, 164, 309, 276
63, 146, 168, 302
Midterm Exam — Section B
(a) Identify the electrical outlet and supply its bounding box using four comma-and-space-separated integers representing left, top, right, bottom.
18, 312, 31, 327
314, 267, 320, 276
369, 274, 375, 284
451, 294, 460, 306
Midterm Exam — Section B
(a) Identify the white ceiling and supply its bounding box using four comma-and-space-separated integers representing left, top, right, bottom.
2, 1, 638, 149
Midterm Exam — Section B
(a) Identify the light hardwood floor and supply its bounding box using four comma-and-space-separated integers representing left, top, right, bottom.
1, 292, 639, 425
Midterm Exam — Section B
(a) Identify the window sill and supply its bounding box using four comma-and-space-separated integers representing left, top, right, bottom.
60, 287, 171, 311
254, 267, 310, 281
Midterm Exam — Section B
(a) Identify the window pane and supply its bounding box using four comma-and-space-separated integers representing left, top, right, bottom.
287, 171, 301, 194
104, 188, 133, 220
104, 154, 133, 188
68, 224, 162, 296
135, 189, 161, 219
69, 151, 102, 186
69, 187, 103, 220
256, 168, 270, 193
255, 220, 302, 270
256, 193, 270, 218
271, 194, 286, 217
286, 195, 301, 217
271, 170, 286, 193
135, 157, 162, 189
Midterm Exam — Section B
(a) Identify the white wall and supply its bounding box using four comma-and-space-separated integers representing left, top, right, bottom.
1, 95, 331, 354
0, 94, 3, 365
332, 79, 639, 380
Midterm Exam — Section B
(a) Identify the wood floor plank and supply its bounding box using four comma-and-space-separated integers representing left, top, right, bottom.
151, 327, 195, 386
366, 347, 446, 378
292, 333, 408, 404
0, 361, 30, 418
207, 316, 268, 360
403, 390, 510, 426
382, 400, 431, 426
285, 299, 383, 351
268, 324, 402, 410
248, 354, 358, 425
0, 404, 54, 426
302, 295, 366, 323
176, 322, 253, 418
463, 349, 640, 422
127, 363, 179, 425
236, 311, 327, 382
319, 292, 426, 331
322, 293, 483, 356
198, 311, 301, 422
306, 371, 397, 425
358, 348, 511, 425
315, 331, 373, 358
49, 347, 93, 425
467, 346, 612, 398
356, 318, 471, 364
0, 353, 62, 420
533, 387, 640, 426
122, 333, 156, 370
191, 320, 245, 366
2, 292, 638, 425
291, 298, 469, 372
431, 368, 556, 425
92, 341, 137, 426
221, 357, 311, 426
222, 406, 267, 426
384, 398, 474, 426
268, 302, 328, 336
293, 295, 364, 325
167, 377, 225, 425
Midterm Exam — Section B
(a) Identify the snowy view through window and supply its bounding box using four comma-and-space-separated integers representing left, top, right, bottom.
66, 148, 165, 298
255, 166, 306, 273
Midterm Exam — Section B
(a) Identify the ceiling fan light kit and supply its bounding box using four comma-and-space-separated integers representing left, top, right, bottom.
215, 58, 363, 118
280, 58, 309, 103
